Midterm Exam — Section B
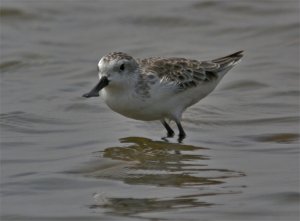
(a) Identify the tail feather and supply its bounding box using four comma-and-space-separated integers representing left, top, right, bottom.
212, 50, 244, 69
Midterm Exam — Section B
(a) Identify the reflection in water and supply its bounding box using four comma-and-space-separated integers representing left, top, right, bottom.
102, 137, 212, 186
82, 137, 245, 216
90, 193, 214, 216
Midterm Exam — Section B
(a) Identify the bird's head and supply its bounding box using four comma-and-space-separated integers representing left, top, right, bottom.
82, 52, 139, 98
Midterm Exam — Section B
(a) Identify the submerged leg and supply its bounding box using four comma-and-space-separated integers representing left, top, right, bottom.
161, 120, 175, 137
175, 120, 186, 141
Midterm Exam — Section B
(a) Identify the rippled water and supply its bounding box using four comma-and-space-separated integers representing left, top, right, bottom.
1, 1, 299, 221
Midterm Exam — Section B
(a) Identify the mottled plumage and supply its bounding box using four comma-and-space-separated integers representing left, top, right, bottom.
83, 51, 243, 141
137, 57, 219, 91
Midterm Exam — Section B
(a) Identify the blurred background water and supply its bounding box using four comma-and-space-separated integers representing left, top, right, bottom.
0, 0, 299, 221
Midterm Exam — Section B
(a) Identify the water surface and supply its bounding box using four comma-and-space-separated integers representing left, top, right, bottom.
1, 1, 299, 221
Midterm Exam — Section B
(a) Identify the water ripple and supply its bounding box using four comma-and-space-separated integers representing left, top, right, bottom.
0, 111, 78, 135
0, 7, 34, 19
75, 137, 245, 214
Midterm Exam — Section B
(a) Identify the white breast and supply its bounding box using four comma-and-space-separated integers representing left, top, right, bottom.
100, 78, 219, 122
100, 86, 165, 121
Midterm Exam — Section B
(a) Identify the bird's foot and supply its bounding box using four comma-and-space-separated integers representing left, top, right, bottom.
177, 132, 186, 143
167, 131, 175, 138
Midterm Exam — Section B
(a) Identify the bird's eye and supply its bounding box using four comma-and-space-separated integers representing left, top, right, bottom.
120, 64, 125, 71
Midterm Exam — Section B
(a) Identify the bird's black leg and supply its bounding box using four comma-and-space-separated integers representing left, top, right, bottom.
176, 120, 186, 142
161, 120, 175, 137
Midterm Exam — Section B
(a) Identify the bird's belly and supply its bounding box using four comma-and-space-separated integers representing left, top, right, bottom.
101, 82, 217, 121
107, 102, 166, 121
101, 91, 166, 121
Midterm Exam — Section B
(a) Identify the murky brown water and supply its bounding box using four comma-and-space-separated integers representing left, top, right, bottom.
1, 1, 299, 221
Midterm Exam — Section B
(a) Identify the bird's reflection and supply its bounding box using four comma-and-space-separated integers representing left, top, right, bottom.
90, 193, 215, 216
82, 137, 245, 216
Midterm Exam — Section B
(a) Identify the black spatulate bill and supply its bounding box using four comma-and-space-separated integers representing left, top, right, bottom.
82, 76, 109, 98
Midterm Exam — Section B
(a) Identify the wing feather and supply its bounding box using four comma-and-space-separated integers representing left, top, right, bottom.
138, 57, 218, 91
137, 51, 243, 91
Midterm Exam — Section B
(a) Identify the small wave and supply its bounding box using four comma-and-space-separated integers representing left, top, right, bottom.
222, 80, 268, 91
0, 60, 23, 72
64, 103, 106, 113
192, 1, 295, 16
122, 15, 212, 27
249, 133, 300, 144
0, 7, 35, 20
0, 111, 77, 134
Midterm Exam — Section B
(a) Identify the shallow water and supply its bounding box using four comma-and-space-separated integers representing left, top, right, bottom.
0, 1, 299, 221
